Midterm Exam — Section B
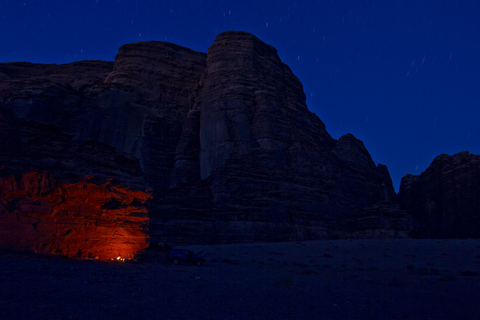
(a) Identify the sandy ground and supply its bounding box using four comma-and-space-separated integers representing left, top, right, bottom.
1, 239, 480, 320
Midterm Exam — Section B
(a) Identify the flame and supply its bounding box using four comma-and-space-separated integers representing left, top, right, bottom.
113, 255, 125, 263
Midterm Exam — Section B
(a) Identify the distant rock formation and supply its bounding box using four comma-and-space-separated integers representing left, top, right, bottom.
0, 31, 412, 257
399, 151, 480, 238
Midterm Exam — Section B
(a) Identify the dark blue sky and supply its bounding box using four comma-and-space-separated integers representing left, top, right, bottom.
1, 0, 479, 191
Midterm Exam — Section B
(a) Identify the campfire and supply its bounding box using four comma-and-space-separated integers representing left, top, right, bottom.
112, 255, 126, 263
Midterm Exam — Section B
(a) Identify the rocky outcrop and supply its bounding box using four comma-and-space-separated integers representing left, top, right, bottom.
0, 60, 113, 92
0, 44, 206, 196
0, 31, 412, 253
399, 151, 480, 238
105, 41, 207, 105
0, 171, 150, 260
0, 107, 151, 259
158, 31, 407, 242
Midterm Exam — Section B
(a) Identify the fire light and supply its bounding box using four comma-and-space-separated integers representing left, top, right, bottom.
111, 255, 126, 263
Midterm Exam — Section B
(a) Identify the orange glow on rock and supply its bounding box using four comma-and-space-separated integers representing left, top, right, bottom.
0, 171, 151, 260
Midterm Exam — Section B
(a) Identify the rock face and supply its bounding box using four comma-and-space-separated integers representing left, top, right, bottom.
0, 172, 150, 260
0, 31, 412, 255
399, 151, 480, 238
155, 31, 409, 242
0, 107, 151, 259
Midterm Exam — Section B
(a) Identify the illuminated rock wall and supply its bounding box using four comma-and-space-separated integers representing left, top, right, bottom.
0, 105, 151, 260
0, 171, 150, 260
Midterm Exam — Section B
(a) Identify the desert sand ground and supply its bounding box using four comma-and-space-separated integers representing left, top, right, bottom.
1, 239, 480, 320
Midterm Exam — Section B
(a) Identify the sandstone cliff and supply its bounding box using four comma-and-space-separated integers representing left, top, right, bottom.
0, 31, 412, 254
163, 32, 409, 242
399, 151, 480, 238
0, 107, 150, 259
0, 171, 150, 260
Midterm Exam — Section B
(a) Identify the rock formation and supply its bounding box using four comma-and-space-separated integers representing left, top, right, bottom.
0, 107, 150, 259
158, 31, 410, 242
0, 30, 412, 257
399, 151, 480, 238
0, 171, 150, 260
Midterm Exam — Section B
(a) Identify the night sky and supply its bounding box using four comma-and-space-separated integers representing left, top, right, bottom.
1, 0, 479, 191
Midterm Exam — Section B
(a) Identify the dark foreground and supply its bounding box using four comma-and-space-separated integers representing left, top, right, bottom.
1, 239, 480, 320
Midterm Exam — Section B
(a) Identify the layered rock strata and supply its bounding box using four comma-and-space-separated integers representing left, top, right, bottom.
159, 31, 408, 242
1, 31, 412, 251
0, 108, 151, 259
